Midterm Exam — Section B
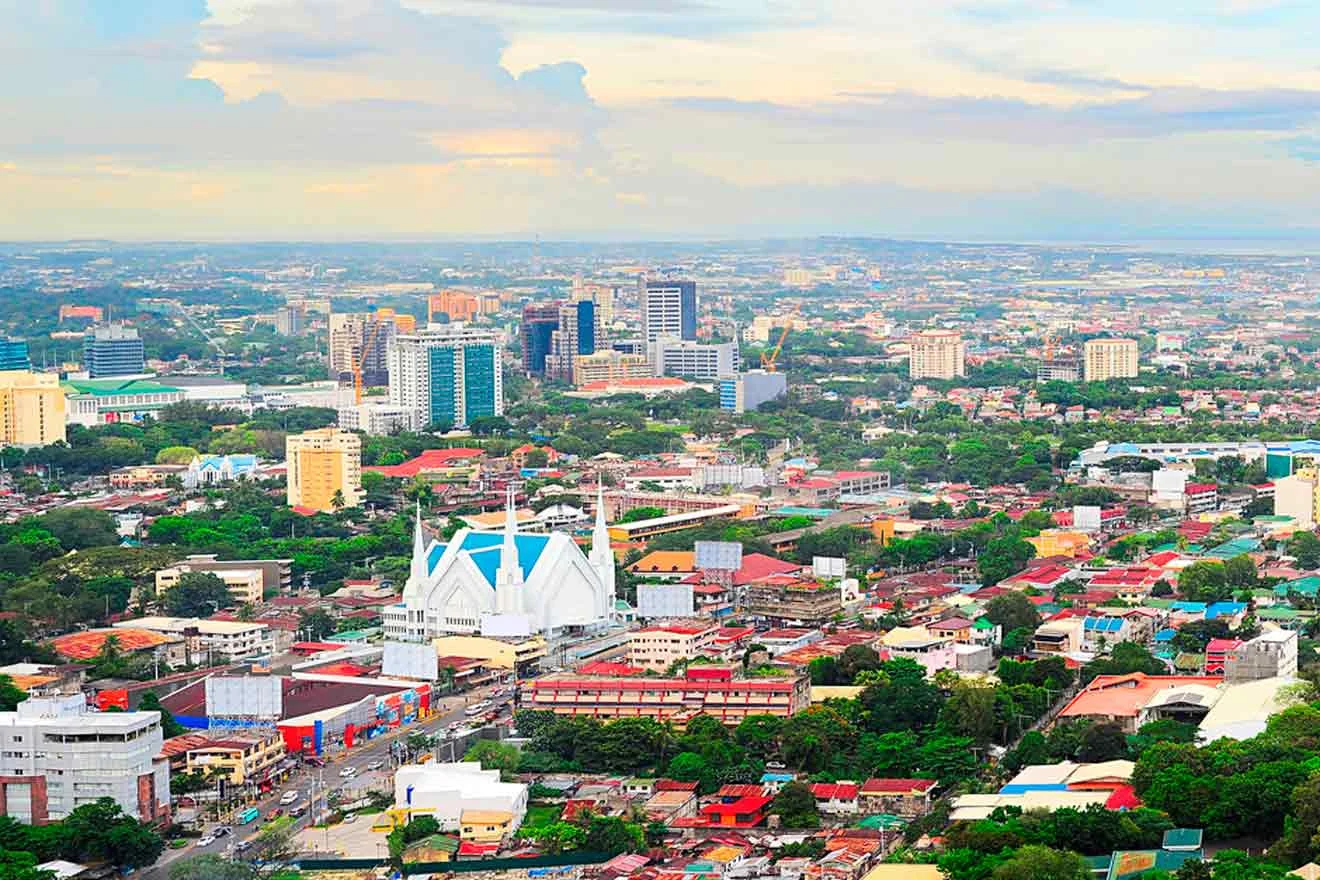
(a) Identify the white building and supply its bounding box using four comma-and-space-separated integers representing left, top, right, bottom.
393, 761, 527, 831
383, 490, 615, 640
184, 454, 258, 489
386, 324, 504, 430
651, 337, 737, 380
0, 694, 169, 824
638, 278, 697, 343
908, 330, 966, 380
113, 617, 279, 663
337, 401, 416, 435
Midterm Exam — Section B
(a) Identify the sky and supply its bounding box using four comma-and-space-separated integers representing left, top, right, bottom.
5, 0, 1320, 241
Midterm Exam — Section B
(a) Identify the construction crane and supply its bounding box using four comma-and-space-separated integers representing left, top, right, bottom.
760, 309, 799, 372
353, 316, 387, 404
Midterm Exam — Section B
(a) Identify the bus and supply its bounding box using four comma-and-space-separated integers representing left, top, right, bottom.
237, 807, 260, 826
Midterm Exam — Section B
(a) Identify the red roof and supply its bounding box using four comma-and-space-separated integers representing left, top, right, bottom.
1011, 563, 1072, 585
732, 554, 804, 586
290, 641, 346, 654
366, 448, 483, 478
1205, 638, 1244, 653
1185, 483, 1218, 494
656, 779, 699, 792
51, 628, 176, 661
716, 784, 764, 799
861, 778, 937, 795
1146, 551, 1181, 567
578, 660, 644, 676
1105, 785, 1142, 810
810, 783, 859, 800
701, 796, 772, 818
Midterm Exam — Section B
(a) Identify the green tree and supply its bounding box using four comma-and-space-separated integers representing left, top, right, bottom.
1178, 561, 1231, 603
1288, 531, 1320, 569
463, 740, 522, 781
985, 592, 1042, 636
161, 571, 233, 617
582, 816, 644, 854
386, 816, 441, 865
940, 680, 999, 746
169, 855, 260, 880
138, 691, 185, 738
59, 798, 165, 868
990, 845, 1090, 880
0, 852, 56, 880
298, 608, 336, 640
38, 508, 119, 550
1077, 722, 1128, 762
978, 536, 1036, 586
155, 446, 200, 465
735, 714, 783, 758
770, 781, 819, 829
0, 675, 26, 711
1223, 554, 1258, 589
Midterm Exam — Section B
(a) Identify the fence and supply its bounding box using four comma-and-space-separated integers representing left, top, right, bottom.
293, 852, 614, 874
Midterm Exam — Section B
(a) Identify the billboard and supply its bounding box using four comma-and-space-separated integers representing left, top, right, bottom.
206, 675, 283, 720
382, 641, 440, 681
637, 583, 694, 619
695, 540, 742, 572
481, 613, 532, 638
813, 556, 846, 579
1073, 505, 1102, 532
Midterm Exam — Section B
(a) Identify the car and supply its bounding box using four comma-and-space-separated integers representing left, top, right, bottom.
366, 760, 384, 771
265, 808, 283, 821
447, 721, 461, 731
197, 836, 216, 848
304, 757, 325, 768
765, 761, 787, 770
339, 766, 357, 778
278, 791, 299, 806
342, 813, 357, 823
235, 840, 253, 853
289, 804, 307, 818
213, 826, 232, 837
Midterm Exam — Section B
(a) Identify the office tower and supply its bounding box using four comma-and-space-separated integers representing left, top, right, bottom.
572, 276, 617, 326
520, 303, 561, 375
0, 371, 66, 446
547, 300, 602, 383
387, 325, 504, 430
0, 694, 170, 824
639, 278, 697, 343
0, 338, 30, 371
652, 337, 738, 380
429, 290, 481, 323
1083, 338, 1140, 382
328, 311, 401, 387
908, 330, 966, 380
274, 305, 304, 337
83, 324, 145, 378
286, 428, 363, 512
720, 369, 788, 414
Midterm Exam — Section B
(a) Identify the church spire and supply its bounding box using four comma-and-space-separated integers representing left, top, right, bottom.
496, 483, 524, 614
589, 479, 616, 620
410, 500, 428, 582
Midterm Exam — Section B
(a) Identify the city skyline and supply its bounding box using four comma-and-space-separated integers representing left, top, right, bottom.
9, 1, 1320, 241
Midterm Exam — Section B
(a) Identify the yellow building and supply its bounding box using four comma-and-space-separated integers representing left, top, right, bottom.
184, 732, 286, 784
286, 428, 363, 512
871, 518, 896, 546
459, 810, 514, 843
0, 371, 65, 446
156, 565, 264, 605
908, 330, 965, 380
430, 634, 547, 670
1026, 529, 1092, 559
1083, 338, 1139, 382
572, 350, 652, 387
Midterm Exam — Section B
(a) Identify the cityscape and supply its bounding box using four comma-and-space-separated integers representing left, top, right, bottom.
11, 4, 1320, 880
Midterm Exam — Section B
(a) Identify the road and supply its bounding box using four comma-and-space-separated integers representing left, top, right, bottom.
144, 681, 514, 878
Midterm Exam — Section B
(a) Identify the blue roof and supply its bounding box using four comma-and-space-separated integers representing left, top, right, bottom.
1170, 601, 1207, 613
1084, 617, 1124, 633
999, 783, 1070, 795
762, 773, 794, 782
1205, 601, 1247, 620
1154, 628, 1177, 642
434, 532, 552, 587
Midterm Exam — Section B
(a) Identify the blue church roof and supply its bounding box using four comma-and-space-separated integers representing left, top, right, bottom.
429, 532, 553, 587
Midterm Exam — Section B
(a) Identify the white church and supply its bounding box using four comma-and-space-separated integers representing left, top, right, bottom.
383, 489, 616, 640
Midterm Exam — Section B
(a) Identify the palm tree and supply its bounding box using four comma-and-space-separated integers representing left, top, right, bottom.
330, 489, 346, 511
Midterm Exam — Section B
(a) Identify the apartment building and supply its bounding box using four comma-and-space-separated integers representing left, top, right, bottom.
328, 310, 412, 387
0, 694, 169, 824
183, 731, 287, 785
387, 325, 503, 430
1083, 338, 1140, 382
743, 578, 843, 627
0, 370, 65, 445
525, 665, 810, 725
286, 428, 363, 512
652, 337, 737, 380
908, 330, 966, 380
114, 617, 277, 663
155, 555, 293, 605
429, 290, 481, 323
83, 324, 145, 378
572, 350, 653, 387
627, 622, 719, 672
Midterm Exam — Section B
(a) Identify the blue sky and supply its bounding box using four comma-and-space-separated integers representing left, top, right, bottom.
4, 0, 1320, 240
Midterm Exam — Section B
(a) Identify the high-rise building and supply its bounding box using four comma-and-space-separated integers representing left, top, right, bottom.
572, 277, 617, 326
387, 325, 504, 430
720, 370, 787, 414
0, 338, 31, 371
429, 290, 481, 323
328, 311, 409, 387
639, 278, 697, 343
652, 337, 738, 380
547, 300, 602, 383
572, 350, 653, 387
0, 694, 170, 824
286, 428, 363, 512
1083, 338, 1140, 382
520, 303, 561, 376
83, 324, 145, 378
0, 371, 66, 446
908, 330, 966, 380
273, 305, 304, 337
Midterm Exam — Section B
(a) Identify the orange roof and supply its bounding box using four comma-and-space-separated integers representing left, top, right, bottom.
1058, 673, 1220, 720
629, 550, 697, 573
50, 628, 177, 661
5, 674, 57, 692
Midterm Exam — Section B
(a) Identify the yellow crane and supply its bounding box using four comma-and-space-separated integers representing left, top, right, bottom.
353, 316, 387, 404
760, 308, 799, 372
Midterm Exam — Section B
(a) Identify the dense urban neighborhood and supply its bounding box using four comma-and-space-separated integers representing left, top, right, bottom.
5, 238, 1320, 880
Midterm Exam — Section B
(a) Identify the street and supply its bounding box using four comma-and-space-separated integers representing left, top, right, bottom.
143, 681, 515, 878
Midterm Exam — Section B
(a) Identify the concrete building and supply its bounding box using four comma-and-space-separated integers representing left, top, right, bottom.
155, 555, 292, 604
113, 617, 278, 663
184, 454, 257, 489
0, 371, 65, 446
1083, 338, 1140, 382
83, 324, 145, 378
908, 330, 965, 380
546, 300, 602, 384
63, 379, 186, 428
519, 303, 561, 376
0, 338, 31, 371
183, 731, 286, 785
392, 762, 528, 833
430, 634, 548, 672
1274, 468, 1319, 528
639, 278, 697, 343
1224, 630, 1298, 683
627, 622, 719, 672
572, 350, 653, 387
329, 311, 409, 387
387, 325, 503, 430
429, 291, 481, 324
652, 337, 738, 380
720, 370, 787, 414
743, 578, 843, 628
337, 401, 415, 435
0, 694, 169, 824
286, 428, 363, 512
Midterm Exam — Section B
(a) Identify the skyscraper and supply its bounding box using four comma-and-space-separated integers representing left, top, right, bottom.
328, 311, 408, 387
83, 324, 145, 378
520, 302, 561, 376
387, 325, 504, 430
546, 300, 602, 383
908, 330, 966, 380
286, 428, 363, 512
0, 338, 31, 371
1083, 338, 1139, 382
0, 371, 65, 446
639, 278, 697, 343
